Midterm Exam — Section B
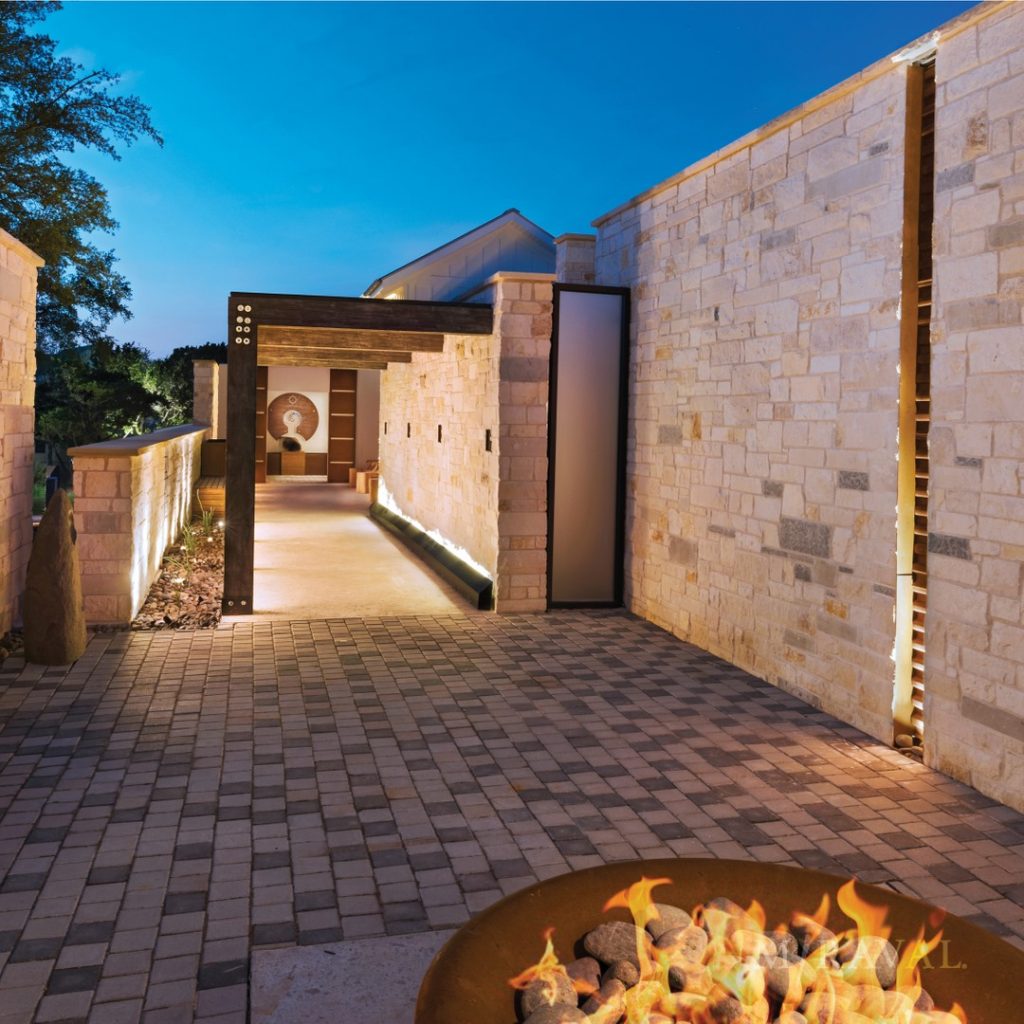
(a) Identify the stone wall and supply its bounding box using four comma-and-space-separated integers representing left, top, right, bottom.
596, 45, 911, 743
193, 360, 228, 439
0, 229, 43, 635
555, 233, 597, 285
69, 425, 208, 625
925, 2, 1024, 809
592, 2, 1024, 810
378, 273, 553, 611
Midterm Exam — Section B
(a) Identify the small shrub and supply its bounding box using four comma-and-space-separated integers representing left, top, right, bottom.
180, 522, 197, 560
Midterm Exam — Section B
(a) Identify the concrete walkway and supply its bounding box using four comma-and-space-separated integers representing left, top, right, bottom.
0, 613, 1022, 1024
242, 479, 469, 621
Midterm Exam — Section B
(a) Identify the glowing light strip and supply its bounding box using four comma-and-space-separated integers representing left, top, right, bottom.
377, 480, 493, 581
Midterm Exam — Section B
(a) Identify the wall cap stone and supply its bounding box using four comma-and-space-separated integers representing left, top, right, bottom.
457, 271, 557, 302
553, 233, 596, 244
68, 423, 208, 458
0, 227, 44, 267
591, 1, 1007, 228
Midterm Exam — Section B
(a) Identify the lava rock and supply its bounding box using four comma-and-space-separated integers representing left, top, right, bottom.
564, 956, 601, 996
915, 989, 935, 1012
522, 1006, 588, 1024
655, 924, 708, 963
520, 971, 576, 1018
24, 490, 86, 665
603, 958, 640, 987
581, 978, 626, 1016
837, 936, 898, 989
583, 921, 645, 967
791, 922, 837, 958
646, 902, 692, 941
763, 955, 808, 1002
768, 929, 800, 959
707, 995, 747, 1024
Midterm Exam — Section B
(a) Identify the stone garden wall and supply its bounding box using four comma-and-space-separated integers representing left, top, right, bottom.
0, 229, 43, 635
925, 3, 1024, 809
592, 2, 1023, 811
378, 273, 553, 612
69, 424, 208, 625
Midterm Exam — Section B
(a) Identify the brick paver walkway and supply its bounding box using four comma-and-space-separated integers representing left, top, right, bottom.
0, 612, 1022, 1023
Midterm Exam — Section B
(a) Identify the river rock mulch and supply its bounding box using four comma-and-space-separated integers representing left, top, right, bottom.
132, 522, 225, 629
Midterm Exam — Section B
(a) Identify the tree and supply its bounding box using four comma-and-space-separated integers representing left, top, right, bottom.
0, 1, 162, 353
151, 343, 228, 426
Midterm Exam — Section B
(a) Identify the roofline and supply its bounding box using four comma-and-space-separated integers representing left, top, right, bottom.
364, 209, 554, 296
592, 0, 999, 228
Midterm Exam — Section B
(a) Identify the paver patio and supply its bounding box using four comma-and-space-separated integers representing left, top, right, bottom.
0, 611, 1022, 1024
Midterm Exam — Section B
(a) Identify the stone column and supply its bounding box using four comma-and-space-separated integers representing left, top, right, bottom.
493, 273, 554, 612
0, 228, 44, 634
554, 234, 596, 285
193, 359, 218, 431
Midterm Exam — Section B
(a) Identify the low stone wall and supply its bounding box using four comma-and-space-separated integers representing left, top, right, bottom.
0, 229, 43, 635
69, 425, 208, 625
378, 273, 553, 612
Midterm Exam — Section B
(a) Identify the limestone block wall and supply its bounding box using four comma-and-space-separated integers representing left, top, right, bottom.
595, 54, 910, 743
69, 425, 208, 625
0, 229, 43, 634
926, 2, 1024, 809
555, 234, 597, 285
378, 273, 552, 611
192, 360, 228, 439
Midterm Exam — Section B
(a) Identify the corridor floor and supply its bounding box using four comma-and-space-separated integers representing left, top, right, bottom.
0, 612, 1022, 1024
241, 479, 469, 621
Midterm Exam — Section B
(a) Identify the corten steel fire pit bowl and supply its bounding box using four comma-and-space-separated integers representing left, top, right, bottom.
415, 858, 1024, 1023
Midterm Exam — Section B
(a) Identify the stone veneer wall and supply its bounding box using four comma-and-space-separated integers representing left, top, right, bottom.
0, 229, 43, 635
925, 3, 1024, 809
596, 50, 911, 744
192, 359, 219, 435
593, 2, 1024, 811
378, 273, 552, 611
69, 425, 208, 625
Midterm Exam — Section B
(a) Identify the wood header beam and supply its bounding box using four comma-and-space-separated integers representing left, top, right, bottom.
259, 326, 445, 353
233, 291, 492, 335
260, 355, 389, 370
259, 346, 412, 365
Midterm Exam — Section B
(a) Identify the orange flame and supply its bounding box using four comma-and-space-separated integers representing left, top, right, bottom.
508, 927, 563, 1000
837, 880, 892, 941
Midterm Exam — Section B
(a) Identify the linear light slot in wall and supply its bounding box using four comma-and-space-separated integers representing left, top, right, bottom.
406, 422, 411, 438
437, 425, 443, 443
485, 428, 492, 452
894, 59, 935, 749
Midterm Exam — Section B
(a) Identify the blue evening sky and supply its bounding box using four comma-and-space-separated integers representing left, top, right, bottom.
52, 1, 973, 357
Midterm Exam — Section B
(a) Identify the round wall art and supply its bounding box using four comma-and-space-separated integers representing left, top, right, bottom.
267, 392, 319, 444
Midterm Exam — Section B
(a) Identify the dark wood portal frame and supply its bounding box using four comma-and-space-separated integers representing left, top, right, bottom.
223, 290, 493, 614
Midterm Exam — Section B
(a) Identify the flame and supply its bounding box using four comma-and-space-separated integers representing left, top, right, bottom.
837, 880, 892, 941
509, 880, 971, 1024
508, 927, 564, 1003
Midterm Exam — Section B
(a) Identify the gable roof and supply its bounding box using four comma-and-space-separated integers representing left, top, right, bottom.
363, 209, 554, 299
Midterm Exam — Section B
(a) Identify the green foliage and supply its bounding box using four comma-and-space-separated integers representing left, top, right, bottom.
0, 1, 161, 352
199, 508, 216, 536
35, 338, 159, 451
180, 522, 197, 561
150, 343, 227, 425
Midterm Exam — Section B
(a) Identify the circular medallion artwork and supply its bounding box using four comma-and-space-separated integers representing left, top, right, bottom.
267, 392, 319, 443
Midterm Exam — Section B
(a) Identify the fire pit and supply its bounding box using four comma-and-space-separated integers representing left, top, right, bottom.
415, 859, 1024, 1023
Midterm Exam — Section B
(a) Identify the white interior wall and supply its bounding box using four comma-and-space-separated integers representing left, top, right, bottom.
266, 366, 329, 453
355, 369, 380, 468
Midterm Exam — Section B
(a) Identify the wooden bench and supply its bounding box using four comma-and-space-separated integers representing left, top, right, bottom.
195, 477, 226, 516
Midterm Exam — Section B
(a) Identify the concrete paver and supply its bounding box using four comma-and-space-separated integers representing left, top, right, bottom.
0, 611, 1022, 1023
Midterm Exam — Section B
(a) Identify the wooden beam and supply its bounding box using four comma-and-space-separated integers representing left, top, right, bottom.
260, 354, 389, 370
233, 292, 493, 335
259, 346, 412, 364
223, 309, 256, 615
259, 325, 445, 353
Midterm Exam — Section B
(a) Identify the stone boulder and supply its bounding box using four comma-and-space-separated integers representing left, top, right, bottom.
24, 490, 86, 665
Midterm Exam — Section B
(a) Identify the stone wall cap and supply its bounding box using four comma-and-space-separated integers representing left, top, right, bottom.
0, 227, 45, 268
591, 1, 1005, 228
67, 423, 208, 458
456, 271, 557, 302
553, 233, 597, 244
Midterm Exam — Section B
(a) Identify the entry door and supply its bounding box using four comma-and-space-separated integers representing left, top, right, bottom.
547, 286, 629, 606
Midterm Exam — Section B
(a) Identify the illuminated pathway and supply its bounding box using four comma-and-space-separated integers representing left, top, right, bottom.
0, 614, 1021, 1022
237, 479, 469, 621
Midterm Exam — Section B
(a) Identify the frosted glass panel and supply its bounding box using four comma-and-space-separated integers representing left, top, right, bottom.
550, 290, 624, 604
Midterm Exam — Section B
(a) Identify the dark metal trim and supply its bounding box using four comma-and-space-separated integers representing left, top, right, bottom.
546, 283, 631, 610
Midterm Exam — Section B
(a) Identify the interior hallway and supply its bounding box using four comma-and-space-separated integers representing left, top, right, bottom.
241, 478, 471, 620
